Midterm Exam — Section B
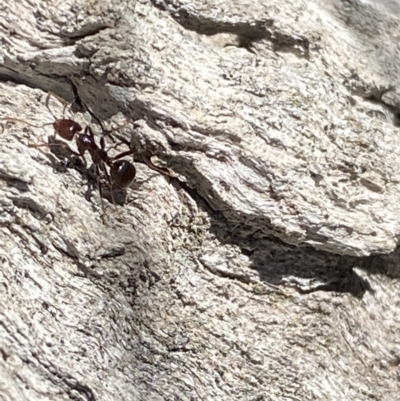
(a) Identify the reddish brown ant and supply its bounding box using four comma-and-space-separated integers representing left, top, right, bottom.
0, 93, 138, 222
49, 119, 137, 190
50, 120, 137, 220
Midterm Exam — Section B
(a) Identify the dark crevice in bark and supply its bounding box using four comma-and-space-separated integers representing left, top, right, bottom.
57, 24, 111, 43
0, 66, 76, 103
169, 178, 379, 298
150, 0, 312, 56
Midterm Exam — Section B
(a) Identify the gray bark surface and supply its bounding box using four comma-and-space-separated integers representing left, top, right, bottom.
1, 0, 400, 400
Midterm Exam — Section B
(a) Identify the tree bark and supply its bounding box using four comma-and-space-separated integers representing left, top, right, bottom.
1, 0, 400, 400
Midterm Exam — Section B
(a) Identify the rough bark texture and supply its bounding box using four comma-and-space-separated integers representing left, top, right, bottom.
1, 0, 400, 400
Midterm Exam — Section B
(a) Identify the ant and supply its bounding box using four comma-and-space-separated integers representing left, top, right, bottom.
48, 118, 137, 220
51, 117, 137, 186
0, 92, 168, 222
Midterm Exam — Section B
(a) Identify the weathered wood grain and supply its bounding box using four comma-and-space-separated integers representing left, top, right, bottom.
1, 1, 400, 400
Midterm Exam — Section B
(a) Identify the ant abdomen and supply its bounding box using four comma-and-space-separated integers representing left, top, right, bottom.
53, 119, 82, 141
110, 160, 136, 188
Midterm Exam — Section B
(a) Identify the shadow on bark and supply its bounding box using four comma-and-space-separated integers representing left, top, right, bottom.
178, 181, 398, 298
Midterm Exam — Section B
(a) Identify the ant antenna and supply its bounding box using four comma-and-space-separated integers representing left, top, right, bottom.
83, 103, 107, 133
1, 91, 78, 131
45, 91, 78, 120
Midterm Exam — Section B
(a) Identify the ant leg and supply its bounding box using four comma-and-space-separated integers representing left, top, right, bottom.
104, 141, 126, 152
110, 149, 135, 161
106, 118, 134, 142
86, 125, 96, 142
141, 153, 173, 177
105, 133, 172, 177
95, 165, 109, 225
84, 104, 109, 137
102, 127, 134, 152
85, 106, 133, 144
102, 164, 126, 222
100, 133, 133, 158
110, 132, 131, 147
28, 141, 82, 158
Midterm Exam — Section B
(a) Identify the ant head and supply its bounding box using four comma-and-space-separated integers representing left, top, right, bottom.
53, 119, 83, 141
